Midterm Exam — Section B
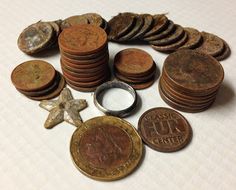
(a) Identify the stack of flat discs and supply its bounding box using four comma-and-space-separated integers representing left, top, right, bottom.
114, 48, 156, 90
11, 60, 65, 100
159, 49, 224, 112
58, 24, 110, 92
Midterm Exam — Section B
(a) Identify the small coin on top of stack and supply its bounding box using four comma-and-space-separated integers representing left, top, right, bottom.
11, 60, 65, 100
159, 49, 224, 112
58, 24, 110, 92
114, 48, 156, 90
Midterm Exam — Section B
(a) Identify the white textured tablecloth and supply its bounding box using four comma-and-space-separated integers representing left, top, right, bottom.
1, 0, 236, 189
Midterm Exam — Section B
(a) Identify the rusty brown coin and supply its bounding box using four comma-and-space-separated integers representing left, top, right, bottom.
70, 116, 143, 181
214, 39, 231, 61
130, 77, 155, 90
179, 27, 202, 49
138, 107, 192, 152
11, 60, 56, 92
82, 13, 104, 27
114, 48, 154, 76
60, 15, 89, 30
59, 24, 107, 55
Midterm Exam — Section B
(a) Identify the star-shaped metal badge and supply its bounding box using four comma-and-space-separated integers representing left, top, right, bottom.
39, 87, 87, 129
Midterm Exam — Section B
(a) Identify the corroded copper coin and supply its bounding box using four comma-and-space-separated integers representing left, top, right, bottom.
82, 13, 104, 27
214, 39, 231, 61
11, 60, 56, 91
180, 27, 202, 49
130, 77, 155, 90
196, 31, 224, 56
17, 22, 54, 54
70, 116, 143, 181
114, 48, 154, 76
138, 107, 192, 152
59, 24, 107, 55
60, 15, 89, 30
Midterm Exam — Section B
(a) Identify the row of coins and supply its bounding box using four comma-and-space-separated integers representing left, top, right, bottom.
11, 60, 65, 100
58, 24, 110, 92
108, 13, 230, 61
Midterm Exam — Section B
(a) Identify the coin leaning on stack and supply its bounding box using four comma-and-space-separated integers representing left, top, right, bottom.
159, 49, 224, 112
11, 60, 65, 100
58, 24, 110, 92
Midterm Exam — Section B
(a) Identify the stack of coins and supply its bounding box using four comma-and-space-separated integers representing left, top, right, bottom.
114, 48, 156, 90
159, 49, 224, 112
11, 60, 65, 100
58, 24, 110, 92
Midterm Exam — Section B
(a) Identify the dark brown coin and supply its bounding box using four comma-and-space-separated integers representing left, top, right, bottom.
59, 24, 107, 55
214, 39, 231, 61
149, 24, 185, 46
130, 77, 155, 90
114, 48, 154, 76
131, 14, 153, 39
118, 14, 144, 41
195, 31, 224, 56
151, 31, 188, 53
60, 15, 89, 30
108, 13, 135, 40
82, 13, 104, 27
27, 72, 66, 101
144, 20, 175, 41
11, 60, 56, 92
179, 27, 202, 49
70, 116, 143, 180
17, 22, 54, 54
66, 80, 97, 92
143, 14, 169, 37
163, 49, 224, 94
138, 107, 192, 152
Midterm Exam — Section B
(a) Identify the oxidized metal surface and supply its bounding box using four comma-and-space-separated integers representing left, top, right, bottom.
82, 13, 104, 27
70, 116, 143, 181
60, 15, 89, 30
215, 39, 231, 61
59, 24, 107, 55
39, 87, 87, 128
180, 27, 202, 49
11, 60, 56, 91
138, 107, 192, 152
163, 49, 224, 92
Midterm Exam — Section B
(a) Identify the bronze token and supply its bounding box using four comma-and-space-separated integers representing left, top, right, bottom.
163, 49, 224, 93
59, 24, 107, 55
82, 13, 104, 27
60, 15, 89, 30
114, 48, 154, 76
11, 60, 56, 91
144, 20, 175, 41
195, 31, 224, 56
108, 13, 135, 40
149, 24, 185, 46
143, 14, 169, 37
214, 39, 231, 61
179, 27, 202, 49
27, 72, 66, 101
17, 22, 54, 54
70, 116, 143, 181
138, 107, 192, 152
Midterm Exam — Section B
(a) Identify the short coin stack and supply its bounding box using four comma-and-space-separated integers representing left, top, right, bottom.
58, 24, 110, 92
159, 49, 224, 112
114, 48, 156, 90
11, 60, 65, 100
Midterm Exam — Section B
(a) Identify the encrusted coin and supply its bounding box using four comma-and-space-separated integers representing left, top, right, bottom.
11, 60, 56, 91
60, 15, 89, 30
138, 107, 192, 152
70, 116, 143, 181
179, 27, 202, 49
82, 13, 104, 27
214, 39, 231, 61
17, 22, 54, 54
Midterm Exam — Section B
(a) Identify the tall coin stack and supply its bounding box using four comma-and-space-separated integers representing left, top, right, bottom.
159, 49, 224, 113
58, 24, 110, 92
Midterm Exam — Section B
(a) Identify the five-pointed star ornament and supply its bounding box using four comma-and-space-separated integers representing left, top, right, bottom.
39, 87, 87, 129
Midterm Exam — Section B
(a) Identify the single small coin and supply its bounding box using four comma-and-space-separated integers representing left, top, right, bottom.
82, 13, 104, 27
11, 60, 56, 91
179, 27, 202, 49
17, 22, 54, 54
27, 72, 65, 101
108, 13, 135, 40
144, 20, 175, 41
59, 24, 107, 55
151, 32, 188, 53
131, 14, 153, 39
163, 49, 224, 93
138, 107, 192, 152
149, 24, 185, 46
70, 116, 143, 181
60, 15, 89, 30
143, 14, 169, 37
195, 31, 224, 56
114, 48, 154, 76
214, 39, 231, 61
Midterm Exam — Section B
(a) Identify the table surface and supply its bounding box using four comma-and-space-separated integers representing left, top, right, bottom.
1, 0, 236, 189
